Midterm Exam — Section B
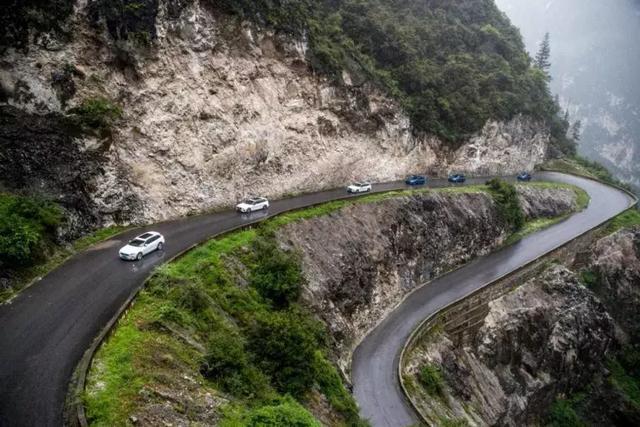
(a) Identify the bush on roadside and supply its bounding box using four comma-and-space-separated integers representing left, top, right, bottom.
249, 237, 305, 309
248, 308, 326, 397
486, 178, 524, 231
0, 194, 62, 267
418, 363, 445, 397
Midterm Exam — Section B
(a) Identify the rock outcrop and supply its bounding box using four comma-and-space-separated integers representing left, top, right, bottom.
278, 187, 576, 369
405, 265, 616, 426
404, 224, 640, 426
1, 0, 550, 233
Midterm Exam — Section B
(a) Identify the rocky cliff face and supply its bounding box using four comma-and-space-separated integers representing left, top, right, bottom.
404, 225, 640, 426
277, 187, 576, 369
1, 0, 549, 233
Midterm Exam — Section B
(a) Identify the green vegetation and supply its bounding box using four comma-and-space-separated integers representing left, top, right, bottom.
605, 208, 640, 234
221, 397, 321, 427
608, 346, 640, 410
546, 398, 585, 427
542, 155, 635, 193
0, 0, 75, 50
88, 0, 158, 44
216, 0, 572, 148
486, 178, 524, 231
67, 97, 123, 136
0, 193, 62, 268
418, 363, 444, 397
85, 222, 363, 425
579, 269, 601, 290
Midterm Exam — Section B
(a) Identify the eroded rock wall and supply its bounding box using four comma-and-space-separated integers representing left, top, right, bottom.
1, 0, 549, 232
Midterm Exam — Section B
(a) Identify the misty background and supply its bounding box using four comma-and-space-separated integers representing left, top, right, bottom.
495, 0, 640, 190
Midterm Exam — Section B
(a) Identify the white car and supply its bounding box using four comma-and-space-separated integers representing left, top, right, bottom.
347, 182, 372, 193
119, 231, 165, 261
236, 197, 270, 213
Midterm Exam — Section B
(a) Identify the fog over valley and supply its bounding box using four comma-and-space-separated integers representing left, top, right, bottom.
496, 0, 640, 190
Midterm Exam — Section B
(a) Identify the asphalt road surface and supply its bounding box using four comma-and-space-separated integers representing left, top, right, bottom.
0, 173, 632, 426
352, 172, 635, 426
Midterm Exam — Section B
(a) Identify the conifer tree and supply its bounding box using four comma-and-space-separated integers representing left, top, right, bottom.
534, 32, 552, 72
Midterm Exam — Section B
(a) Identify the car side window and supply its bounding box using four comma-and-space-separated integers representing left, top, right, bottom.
147, 236, 158, 244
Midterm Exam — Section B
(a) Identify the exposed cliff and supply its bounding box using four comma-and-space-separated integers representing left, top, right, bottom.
278, 185, 576, 369
1, 0, 550, 234
404, 224, 640, 426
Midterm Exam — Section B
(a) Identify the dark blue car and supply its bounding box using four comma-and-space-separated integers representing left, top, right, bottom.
448, 173, 466, 183
405, 175, 427, 185
517, 172, 532, 182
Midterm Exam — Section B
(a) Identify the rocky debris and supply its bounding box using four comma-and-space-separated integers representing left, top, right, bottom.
588, 226, 640, 340
1, 0, 550, 227
278, 187, 573, 369
405, 265, 616, 426
516, 185, 577, 220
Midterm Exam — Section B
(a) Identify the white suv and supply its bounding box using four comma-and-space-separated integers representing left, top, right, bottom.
119, 231, 165, 261
347, 182, 372, 193
236, 197, 270, 213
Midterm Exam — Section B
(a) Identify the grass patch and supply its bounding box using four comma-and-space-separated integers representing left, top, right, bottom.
605, 208, 640, 234
546, 397, 585, 427
418, 363, 445, 397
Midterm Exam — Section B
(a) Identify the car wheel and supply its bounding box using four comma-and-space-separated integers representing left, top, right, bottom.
136, 252, 143, 261
157, 242, 163, 251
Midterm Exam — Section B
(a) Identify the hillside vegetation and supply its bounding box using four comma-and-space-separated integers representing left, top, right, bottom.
218, 0, 571, 147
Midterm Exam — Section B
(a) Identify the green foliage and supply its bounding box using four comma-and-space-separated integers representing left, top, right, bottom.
201, 329, 271, 398
606, 208, 640, 234
215, 0, 567, 145
486, 178, 524, 231
0, 194, 62, 267
223, 396, 321, 427
249, 236, 305, 308
580, 269, 601, 289
608, 346, 640, 409
248, 308, 326, 397
88, 0, 159, 44
0, 0, 75, 50
418, 363, 444, 397
546, 398, 584, 427
312, 351, 366, 425
67, 97, 123, 136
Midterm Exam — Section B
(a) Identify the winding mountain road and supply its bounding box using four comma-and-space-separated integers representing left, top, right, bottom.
0, 172, 633, 426
352, 172, 635, 426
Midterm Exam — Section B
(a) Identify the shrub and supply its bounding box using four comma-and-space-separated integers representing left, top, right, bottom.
249, 237, 305, 309
418, 363, 444, 397
201, 329, 270, 398
0, 194, 62, 267
247, 308, 325, 397
547, 399, 584, 427
0, 0, 75, 50
486, 178, 524, 231
67, 97, 123, 136
244, 397, 321, 427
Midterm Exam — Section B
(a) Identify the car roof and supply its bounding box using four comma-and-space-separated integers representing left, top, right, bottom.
137, 231, 159, 239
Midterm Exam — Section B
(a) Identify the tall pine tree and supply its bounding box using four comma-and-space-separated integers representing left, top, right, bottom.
534, 32, 551, 72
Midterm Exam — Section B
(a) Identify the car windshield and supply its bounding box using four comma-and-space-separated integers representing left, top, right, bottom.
128, 239, 145, 247
354, 182, 364, 186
